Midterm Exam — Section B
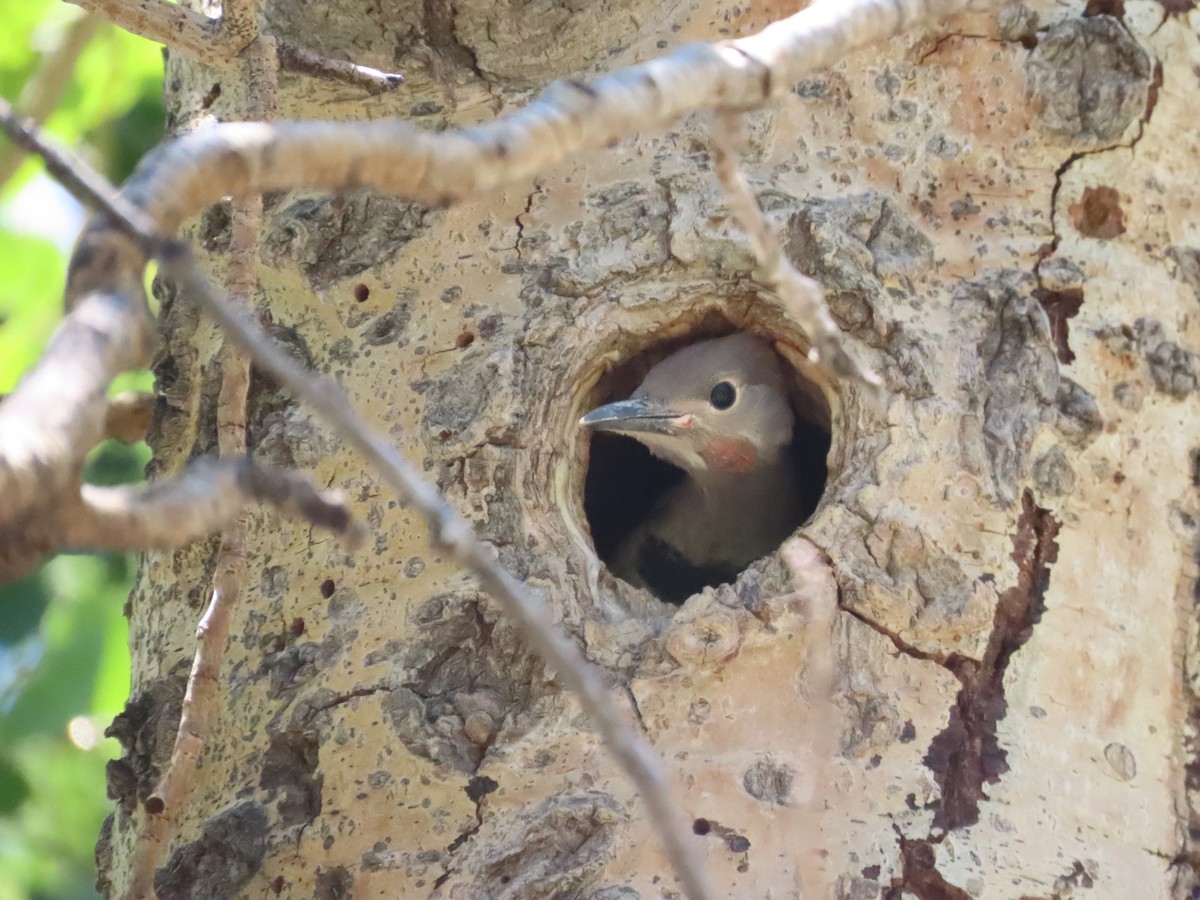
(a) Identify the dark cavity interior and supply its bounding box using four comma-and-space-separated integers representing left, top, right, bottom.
582, 327, 832, 605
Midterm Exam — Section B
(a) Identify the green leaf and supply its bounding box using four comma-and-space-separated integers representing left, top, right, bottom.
0, 556, 129, 742
0, 753, 30, 814
0, 228, 65, 393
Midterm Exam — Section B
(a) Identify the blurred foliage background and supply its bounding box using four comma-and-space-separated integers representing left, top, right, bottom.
0, 4, 163, 897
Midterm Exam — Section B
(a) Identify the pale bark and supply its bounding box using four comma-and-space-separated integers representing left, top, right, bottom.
94, 1, 1200, 899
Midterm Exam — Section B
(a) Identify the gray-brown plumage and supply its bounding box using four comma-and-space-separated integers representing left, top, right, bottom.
580, 332, 802, 603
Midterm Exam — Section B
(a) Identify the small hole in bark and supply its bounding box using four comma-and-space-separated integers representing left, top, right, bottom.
455, 331, 475, 349
353, 283, 370, 303
693, 818, 711, 835
319, 579, 336, 598
580, 324, 831, 605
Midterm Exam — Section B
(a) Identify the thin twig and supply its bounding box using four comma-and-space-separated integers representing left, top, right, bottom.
125, 35, 277, 899
64, 0, 225, 66
0, 2, 1011, 895
0, 103, 356, 564
59, 0, 1000, 243
0, 96, 166, 248
711, 109, 885, 401
125, 578, 238, 900
277, 41, 404, 93
0, 11, 102, 189
61, 458, 361, 554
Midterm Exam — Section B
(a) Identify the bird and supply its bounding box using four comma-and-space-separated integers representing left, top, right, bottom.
579, 332, 803, 604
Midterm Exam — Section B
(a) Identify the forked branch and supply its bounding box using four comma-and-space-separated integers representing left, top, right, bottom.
0, 1, 1005, 897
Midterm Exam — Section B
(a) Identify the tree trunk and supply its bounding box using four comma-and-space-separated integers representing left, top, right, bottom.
98, 1, 1200, 897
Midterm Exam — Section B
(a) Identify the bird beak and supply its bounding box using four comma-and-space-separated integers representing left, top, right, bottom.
578, 397, 681, 435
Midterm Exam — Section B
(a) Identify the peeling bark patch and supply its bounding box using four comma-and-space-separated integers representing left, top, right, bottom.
1025, 16, 1151, 145
1033, 287, 1084, 364
104, 669, 188, 815
923, 492, 1061, 831
441, 791, 627, 899
1168, 247, 1200, 303
1055, 378, 1103, 445
262, 190, 429, 290
380, 594, 546, 772
246, 322, 317, 461
256, 405, 342, 469
260, 631, 344, 699
1070, 186, 1126, 239
360, 292, 414, 347
885, 837, 971, 900
154, 801, 269, 900
958, 271, 1060, 506
199, 202, 232, 253
314, 866, 354, 900
260, 730, 323, 827
742, 757, 795, 805
1056, 860, 1097, 891
94, 813, 114, 896
1033, 446, 1077, 497
1134, 318, 1199, 398
418, 358, 502, 443
783, 192, 934, 346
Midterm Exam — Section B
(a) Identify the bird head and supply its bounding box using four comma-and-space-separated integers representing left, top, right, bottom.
579, 332, 795, 476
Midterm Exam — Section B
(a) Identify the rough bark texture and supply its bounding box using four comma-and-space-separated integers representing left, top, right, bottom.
100, 1, 1200, 898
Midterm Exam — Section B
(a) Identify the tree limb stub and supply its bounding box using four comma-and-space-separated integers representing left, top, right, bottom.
67, 0, 405, 84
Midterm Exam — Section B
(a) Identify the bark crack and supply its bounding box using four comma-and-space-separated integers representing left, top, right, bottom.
1035, 50, 1162, 289
514, 182, 541, 260
922, 491, 1061, 833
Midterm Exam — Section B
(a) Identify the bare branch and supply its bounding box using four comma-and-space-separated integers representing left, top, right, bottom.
104, 391, 155, 443
0, 288, 154, 522
4, 87, 720, 898
64, 0, 225, 66
0, 96, 169, 260
0, 11, 102, 189
61, 458, 361, 553
125, 227, 261, 900
89, 0, 1000, 241
277, 41, 405, 94
127, 570, 240, 900
127, 42, 277, 900
711, 109, 885, 402
1, 2, 1012, 896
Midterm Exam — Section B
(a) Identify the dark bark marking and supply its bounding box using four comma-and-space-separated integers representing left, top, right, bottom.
1069, 185, 1126, 239
1033, 286, 1085, 365
923, 491, 1061, 831
154, 801, 269, 900
885, 837, 972, 900
260, 730, 323, 827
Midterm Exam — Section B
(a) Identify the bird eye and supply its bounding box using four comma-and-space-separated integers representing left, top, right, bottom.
709, 381, 736, 410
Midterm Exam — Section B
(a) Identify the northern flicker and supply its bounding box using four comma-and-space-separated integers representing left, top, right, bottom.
580, 332, 804, 603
